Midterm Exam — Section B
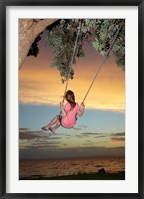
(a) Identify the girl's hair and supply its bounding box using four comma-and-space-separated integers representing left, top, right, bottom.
65, 90, 76, 108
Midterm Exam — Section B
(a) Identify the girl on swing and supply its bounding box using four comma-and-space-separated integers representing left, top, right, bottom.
42, 90, 85, 133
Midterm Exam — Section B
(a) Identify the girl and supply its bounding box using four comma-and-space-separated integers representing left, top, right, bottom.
42, 90, 85, 133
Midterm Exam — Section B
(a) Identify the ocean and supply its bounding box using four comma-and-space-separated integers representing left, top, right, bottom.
19, 157, 125, 180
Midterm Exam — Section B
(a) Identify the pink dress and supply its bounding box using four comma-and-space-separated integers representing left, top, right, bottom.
61, 102, 80, 128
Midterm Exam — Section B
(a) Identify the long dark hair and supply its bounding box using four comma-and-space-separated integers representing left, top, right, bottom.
65, 90, 76, 108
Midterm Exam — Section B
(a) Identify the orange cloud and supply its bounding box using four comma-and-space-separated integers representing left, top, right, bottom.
111, 137, 125, 142
19, 49, 125, 112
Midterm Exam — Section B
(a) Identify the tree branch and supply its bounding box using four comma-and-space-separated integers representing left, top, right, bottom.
19, 19, 58, 69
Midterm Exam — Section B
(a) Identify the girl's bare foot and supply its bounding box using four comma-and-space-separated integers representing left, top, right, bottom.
49, 127, 55, 133
42, 126, 49, 131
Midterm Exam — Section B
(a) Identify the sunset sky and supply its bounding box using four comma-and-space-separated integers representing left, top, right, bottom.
19, 25, 125, 160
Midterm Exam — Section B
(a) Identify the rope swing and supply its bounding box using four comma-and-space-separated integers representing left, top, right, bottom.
63, 20, 82, 101
82, 22, 123, 103
63, 21, 123, 103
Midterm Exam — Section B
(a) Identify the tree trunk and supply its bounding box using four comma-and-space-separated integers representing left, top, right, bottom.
19, 19, 58, 69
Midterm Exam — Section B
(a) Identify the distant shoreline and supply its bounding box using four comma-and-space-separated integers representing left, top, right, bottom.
20, 171, 125, 180
20, 156, 125, 161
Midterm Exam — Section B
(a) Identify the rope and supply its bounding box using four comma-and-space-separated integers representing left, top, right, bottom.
82, 23, 123, 103
63, 20, 82, 101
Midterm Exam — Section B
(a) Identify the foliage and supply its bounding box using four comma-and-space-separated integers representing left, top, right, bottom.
46, 19, 125, 82
91, 19, 125, 71
46, 19, 86, 82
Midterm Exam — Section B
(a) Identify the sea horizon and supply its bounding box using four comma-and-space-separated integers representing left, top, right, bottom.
19, 154, 125, 160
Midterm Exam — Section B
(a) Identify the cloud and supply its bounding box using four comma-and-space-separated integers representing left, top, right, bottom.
111, 132, 125, 142
19, 128, 62, 140
74, 131, 125, 144
73, 124, 88, 131
81, 132, 108, 138
111, 137, 125, 142
75, 131, 125, 145
95, 135, 108, 139
111, 132, 125, 136
19, 35, 125, 112
19, 132, 43, 140
19, 137, 61, 150
72, 127, 81, 131
82, 132, 100, 136
25, 140, 61, 149
75, 135, 83, 138
19, 128, 62, 150
19, 128, 31, 132
19, 127, 125, 159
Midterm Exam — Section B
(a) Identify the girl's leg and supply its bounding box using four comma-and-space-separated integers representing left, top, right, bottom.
42, 115, 60, 130
50, 121, 61, 133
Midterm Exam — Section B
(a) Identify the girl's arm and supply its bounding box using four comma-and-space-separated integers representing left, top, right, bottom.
77, 102, 85, 117
60, 101, 67, 116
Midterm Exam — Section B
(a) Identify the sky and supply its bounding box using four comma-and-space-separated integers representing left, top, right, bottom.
19, 25, 125, 160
